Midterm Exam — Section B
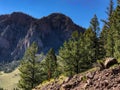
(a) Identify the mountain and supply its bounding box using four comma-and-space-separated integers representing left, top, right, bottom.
0, 12, 84, 62
0, 12, 35, 62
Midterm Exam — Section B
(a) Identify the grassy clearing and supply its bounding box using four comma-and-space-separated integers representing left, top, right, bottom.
0, 68, 20, 90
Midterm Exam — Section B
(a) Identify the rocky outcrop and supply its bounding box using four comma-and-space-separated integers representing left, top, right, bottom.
97, 58, 118, 70
34, 66, 120, 90
104, 58, 118, 68
0, 12, 84, 62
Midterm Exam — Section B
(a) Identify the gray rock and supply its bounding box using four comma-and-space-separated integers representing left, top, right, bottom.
104, 58, 118, 68
0, 12, 85, 62
86, 72, 95, 79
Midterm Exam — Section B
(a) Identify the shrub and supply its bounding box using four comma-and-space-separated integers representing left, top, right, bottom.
97, 60, 105, 70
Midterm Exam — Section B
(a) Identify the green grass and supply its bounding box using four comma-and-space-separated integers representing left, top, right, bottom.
0, 68, 20, 90
117, 58, 120, 63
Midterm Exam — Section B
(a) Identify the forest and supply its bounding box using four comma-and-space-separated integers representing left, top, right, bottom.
16, 0, 120, 90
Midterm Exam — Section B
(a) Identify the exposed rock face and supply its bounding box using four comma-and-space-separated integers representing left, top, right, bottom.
0, 12, 84, 62
104, 58, 118, 68
0, 12, 35, 62
34, 66, 120, 90
97, 58, 118, 70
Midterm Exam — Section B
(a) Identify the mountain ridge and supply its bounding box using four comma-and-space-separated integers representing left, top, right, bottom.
0, 12, 85, 62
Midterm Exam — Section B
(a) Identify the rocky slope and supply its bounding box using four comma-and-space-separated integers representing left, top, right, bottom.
0, 12, 84, 62
0, 12, 35, 62
34, 66, 120, 90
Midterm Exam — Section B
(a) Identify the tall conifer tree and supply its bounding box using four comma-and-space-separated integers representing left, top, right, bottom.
44, 48, 58, 80
90, 14, 100, 61
18, 42, 42, 90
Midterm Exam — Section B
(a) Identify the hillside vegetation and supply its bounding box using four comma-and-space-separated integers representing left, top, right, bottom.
0, 68, 20, 90
1, 0, 120, 90
17, 0, 120, 90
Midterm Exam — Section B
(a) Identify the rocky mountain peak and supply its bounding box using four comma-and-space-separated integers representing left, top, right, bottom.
0, 12, 85, 62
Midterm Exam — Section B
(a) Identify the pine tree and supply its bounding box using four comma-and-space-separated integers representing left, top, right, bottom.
106, 0, 114, 19
59, 40, 74, 76
59, 40, 79, 76
106, 29, 114, 57
90, 14, 100, 36
111, 3, 120, 58
100, 0, 114, 58
44, 48, 58, 80
83, 28, 96, 64
59, 31, 91, 76
18, 42, 42, 90
101, 0, 114, 28
90, 14, 100, 61
99, 27, 107, 58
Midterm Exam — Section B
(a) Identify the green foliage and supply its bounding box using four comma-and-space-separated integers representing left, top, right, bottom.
43, 48, 60, 80
99, 31, 106, 59
59, 30, 95, 76
59, 39, 80, 76
97, 60, 105, 70
106, 30, 114, 57
101, 2, 120, 58
90, 14, 100, 36
90, 15, 100, 61
10, 1, 120, 88
0, 87, 3, 90
112, 5, 120, 58
18, 42, 43, 90
71, 30, 79, 40
97, 60, 104, 65
83, 28, 96, 63
81, 75, 87, 82
100, 0, 114, 58
106, 0, 114, 18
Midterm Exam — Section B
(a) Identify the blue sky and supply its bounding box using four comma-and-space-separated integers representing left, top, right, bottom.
0, 0, 117, 28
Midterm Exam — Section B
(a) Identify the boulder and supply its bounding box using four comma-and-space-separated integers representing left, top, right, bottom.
86, 72, 95, 79
104, 58, 118, 68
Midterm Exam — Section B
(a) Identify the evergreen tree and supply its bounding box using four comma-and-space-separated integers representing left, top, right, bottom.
59, 40, 80, 76
100, 0, 114, 58
90, 14, 100, 61
102, 0, 114, 29
106, 0, 114, 20
101, 0, 120, 58
83, 28, 96, 64
90, 14, 100, 36
59, 31, 92, 76
106, 29, 115, 57
99, 27, 107, 58
18, 42, 42, 90
44, 48, 58, 80
59, 40, 74, 76
111, 3, 120, 58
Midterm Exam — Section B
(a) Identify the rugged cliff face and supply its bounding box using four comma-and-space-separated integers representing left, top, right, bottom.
0, 12, 35, 62
0, 12, 84, 62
